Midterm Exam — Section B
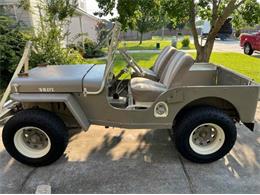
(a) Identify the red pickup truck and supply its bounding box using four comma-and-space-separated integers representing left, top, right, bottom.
240, 31, 260, 55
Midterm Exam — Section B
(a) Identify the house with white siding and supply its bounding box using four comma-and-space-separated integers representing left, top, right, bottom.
65, 8, 100, 44
0, 0, 100, 44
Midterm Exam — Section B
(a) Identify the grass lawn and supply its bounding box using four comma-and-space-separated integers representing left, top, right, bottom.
85, 52, 260, 82
118, 39, 195, 50
190, 53, 260, 82
85, 53, 159, 77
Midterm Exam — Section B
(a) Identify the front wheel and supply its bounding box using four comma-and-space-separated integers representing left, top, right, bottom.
173, 107, 237, 163
2, 109, 68, 167
244, 43, 254, 55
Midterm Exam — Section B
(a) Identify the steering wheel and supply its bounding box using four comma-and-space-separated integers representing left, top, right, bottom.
119, 49, 144, 77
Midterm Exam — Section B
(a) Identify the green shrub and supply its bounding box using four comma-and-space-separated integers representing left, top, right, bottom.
84, 38, 96, 56
66, 49, 85, 64
178, 32, 183, 36
0, 16, 27, 90
31, 47, 85, 66
83, 38, 105, 58
181, 36, 190, 48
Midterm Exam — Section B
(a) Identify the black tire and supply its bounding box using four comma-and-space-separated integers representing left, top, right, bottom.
2, 109, 68, 167
173, 106, 237, 163
244, 43, 254, 55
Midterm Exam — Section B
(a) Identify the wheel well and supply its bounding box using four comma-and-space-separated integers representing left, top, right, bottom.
21, 102, 79, 128
244, 42, 251, 47
174, 97, 240, 125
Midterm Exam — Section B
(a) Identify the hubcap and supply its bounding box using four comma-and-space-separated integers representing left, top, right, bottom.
14, 127, 51, 158
189, 123, 225, 155
245, 45, 250, 53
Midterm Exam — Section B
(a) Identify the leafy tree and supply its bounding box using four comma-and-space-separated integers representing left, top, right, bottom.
166, 20, 185, 32
96, 0, 162, 44
28, 0, 87, 66
166, 19, 186, 44
232, 1, 260, 37
135, 0, 162, 44
96, 0, 260, 62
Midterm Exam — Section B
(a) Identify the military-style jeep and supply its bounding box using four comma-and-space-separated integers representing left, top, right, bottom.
0, 23, 259, 167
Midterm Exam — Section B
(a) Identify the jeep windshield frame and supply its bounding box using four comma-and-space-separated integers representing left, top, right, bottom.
86, 22, 121, 95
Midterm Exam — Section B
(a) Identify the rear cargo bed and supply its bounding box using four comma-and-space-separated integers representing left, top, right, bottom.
182, 63, 256, 87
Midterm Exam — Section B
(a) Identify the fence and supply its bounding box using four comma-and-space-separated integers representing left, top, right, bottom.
120, 28, 197, 41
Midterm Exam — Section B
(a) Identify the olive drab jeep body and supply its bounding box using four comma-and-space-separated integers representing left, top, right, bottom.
0, 22, 259, 167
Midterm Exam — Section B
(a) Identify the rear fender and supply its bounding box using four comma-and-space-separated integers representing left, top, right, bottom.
10, 93, 90, 130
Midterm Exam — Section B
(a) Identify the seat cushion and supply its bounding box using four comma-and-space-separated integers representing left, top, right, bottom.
132, 68, 158, 81
133, 46, 176, 81
131, 77, 167, 102
161, 54, 194, 88
159, 51, 185, 82
153, 47, 176, 77
141, 68, 158, 81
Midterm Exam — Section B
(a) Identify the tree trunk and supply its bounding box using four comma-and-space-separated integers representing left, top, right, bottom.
161, 26, 165, 40
139, 32, 143, 44
196, 38, 215, 62
188, 0, 241, 63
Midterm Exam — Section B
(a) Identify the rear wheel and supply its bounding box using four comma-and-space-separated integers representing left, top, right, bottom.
244, 43, 254, 55
172, 107, 237, 163
2, 109, 68, 167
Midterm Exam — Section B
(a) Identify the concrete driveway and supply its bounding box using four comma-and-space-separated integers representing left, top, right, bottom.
196, 38, 260, 56
0, 104, 259, 193
212, 39, 242, 53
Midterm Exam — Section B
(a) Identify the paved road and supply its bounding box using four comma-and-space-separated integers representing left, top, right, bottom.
0, 104, 259, 193
212, 39, 241, 53
194, 38, 245, 53
124, 39, 260, 55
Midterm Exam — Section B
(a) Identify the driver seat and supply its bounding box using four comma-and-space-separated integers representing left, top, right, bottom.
136, 46, 177, 80
130, 52, 194, 103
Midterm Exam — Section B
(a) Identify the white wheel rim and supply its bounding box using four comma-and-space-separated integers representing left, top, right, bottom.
189, 123, 225, 155
14, 127, 51, 158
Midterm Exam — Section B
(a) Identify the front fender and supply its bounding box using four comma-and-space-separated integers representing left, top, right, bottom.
10, 93, 90, 130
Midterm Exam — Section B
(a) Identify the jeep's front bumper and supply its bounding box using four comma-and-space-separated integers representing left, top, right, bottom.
0, 100, 19, 125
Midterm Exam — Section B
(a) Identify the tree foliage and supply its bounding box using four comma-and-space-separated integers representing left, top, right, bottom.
133, 0, 162, 43
96, 0, 163, 44
30, 0, 85, 66
232, 0, 260, 32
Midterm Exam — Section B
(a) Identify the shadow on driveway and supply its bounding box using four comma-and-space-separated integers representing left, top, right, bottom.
0, 123, 259, 193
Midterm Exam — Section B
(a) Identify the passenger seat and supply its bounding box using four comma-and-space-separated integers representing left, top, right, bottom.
136, 46, 176, 80
130, 51, 194, 103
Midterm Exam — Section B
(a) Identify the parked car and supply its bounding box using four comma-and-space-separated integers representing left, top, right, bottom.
201, 18, 233, 40
0, 23, 259, 167
240, 31, 260, 55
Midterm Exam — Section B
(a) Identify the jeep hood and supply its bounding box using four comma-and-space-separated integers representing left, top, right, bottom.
11, 64, 106, 93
